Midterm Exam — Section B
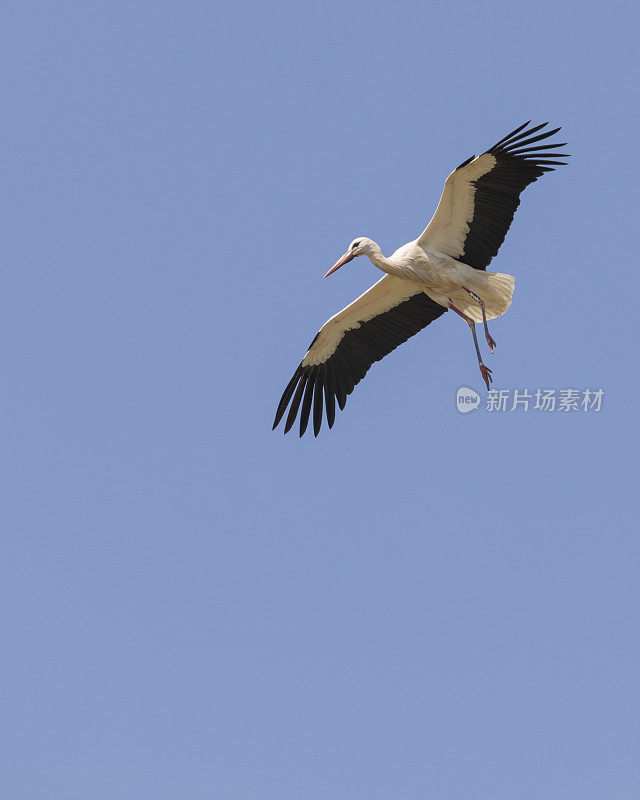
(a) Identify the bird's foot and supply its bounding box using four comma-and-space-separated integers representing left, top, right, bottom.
485, 332, 497, 353
479, 363, 493, 390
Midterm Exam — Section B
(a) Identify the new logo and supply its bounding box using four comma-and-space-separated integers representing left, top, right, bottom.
456, 386, 481, 414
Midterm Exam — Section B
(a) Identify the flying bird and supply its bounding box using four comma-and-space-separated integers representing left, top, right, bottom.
273, 121, 569, 437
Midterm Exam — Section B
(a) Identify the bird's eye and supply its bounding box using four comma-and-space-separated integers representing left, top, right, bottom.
352, 241, 360, 250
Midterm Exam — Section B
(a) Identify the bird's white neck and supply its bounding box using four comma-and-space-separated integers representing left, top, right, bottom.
366, 244, 404, 278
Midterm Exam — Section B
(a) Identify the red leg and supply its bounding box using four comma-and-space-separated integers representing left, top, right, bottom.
463, 287, 496, 353
448, 301, 493, 390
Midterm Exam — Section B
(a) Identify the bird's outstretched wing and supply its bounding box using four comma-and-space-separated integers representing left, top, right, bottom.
273, 275, 447, 437
418, 122, 569, 270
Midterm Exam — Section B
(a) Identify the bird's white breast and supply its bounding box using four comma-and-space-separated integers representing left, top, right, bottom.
390, 242, 457, 287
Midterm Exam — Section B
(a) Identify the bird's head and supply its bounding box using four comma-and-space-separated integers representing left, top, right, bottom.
323, 237, 377, 278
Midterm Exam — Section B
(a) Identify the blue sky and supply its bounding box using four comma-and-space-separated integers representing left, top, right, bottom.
2, 1, 639, 798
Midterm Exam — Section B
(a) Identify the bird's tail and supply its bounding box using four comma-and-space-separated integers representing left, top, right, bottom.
457, 271, 515, 322
482, 272, 515, 320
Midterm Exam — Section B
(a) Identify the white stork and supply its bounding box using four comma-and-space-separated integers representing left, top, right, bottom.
273, 122, 569, 437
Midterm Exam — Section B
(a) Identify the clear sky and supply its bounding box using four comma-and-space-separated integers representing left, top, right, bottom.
2, 1, 639, 798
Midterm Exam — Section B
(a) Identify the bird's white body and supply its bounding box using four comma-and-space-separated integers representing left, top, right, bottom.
358, 238, 515, 324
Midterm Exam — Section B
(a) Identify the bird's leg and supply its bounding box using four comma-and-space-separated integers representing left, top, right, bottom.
462, 287, 496, 353
447, 301, 493, 390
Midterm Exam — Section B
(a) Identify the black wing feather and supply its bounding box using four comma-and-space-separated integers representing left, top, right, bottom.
324, 364, 336, 429
283, 373, 307, 435
299, 373, 315, 437
313, 369, 324, 437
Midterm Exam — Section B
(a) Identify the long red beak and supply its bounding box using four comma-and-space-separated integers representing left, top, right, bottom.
323, 250, 354, 279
